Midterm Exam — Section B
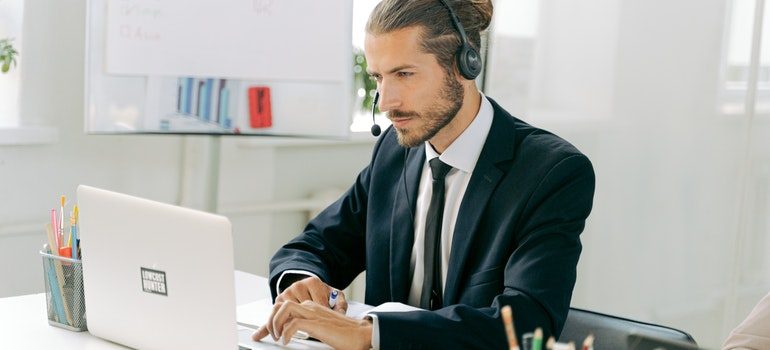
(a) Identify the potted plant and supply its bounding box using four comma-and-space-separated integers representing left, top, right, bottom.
353, 49, 377, 112
0, 38, 18, 73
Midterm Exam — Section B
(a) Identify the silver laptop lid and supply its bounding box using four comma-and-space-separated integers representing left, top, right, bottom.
78, 185, 237, 350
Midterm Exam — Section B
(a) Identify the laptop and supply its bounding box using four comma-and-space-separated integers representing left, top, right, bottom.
78, 185, 259, 349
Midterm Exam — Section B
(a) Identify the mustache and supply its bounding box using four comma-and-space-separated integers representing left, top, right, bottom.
388, 110, 420, 119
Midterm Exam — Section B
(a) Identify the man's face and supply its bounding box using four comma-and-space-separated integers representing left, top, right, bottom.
364, 26, 464, 148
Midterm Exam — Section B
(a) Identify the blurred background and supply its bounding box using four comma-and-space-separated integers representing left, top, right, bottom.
1, 0, 769, 348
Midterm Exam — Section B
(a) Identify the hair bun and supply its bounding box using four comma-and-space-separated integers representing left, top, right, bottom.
465, 0, 494, 32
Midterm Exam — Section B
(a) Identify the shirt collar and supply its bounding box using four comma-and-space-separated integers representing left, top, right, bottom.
424, 93, 494, 173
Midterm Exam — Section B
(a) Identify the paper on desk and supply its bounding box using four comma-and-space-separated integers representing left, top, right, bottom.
364, 302, 422, 315
236, 299, 421, 329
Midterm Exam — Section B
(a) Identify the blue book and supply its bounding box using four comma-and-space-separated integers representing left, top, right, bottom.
201, 78, 214, 121
182, 78, 193, 114
219, 88, 229, 127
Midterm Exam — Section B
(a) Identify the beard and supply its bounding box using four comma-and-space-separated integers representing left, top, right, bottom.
389, 73, 464, 148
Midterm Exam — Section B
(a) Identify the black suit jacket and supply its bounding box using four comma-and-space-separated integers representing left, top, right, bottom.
269, 98, 595, 349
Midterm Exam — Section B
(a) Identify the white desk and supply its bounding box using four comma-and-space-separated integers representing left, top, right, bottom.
0, 270, 271, 349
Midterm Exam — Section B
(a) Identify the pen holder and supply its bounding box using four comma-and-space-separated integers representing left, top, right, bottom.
40, 250, 87, 331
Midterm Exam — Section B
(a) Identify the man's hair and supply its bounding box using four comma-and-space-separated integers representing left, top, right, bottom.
366, 0, 493, 75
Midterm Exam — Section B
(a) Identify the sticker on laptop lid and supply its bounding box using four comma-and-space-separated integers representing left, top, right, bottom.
141, 267, 168, 296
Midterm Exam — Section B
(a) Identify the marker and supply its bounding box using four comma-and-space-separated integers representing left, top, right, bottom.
533, 327, 543, 350
328, 289, 339, 309
501, 305, 519, 350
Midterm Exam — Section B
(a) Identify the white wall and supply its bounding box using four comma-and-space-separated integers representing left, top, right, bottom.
488, 0, 770, 348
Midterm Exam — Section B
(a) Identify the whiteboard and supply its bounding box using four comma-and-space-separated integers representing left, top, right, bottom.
85, 0, 354, 137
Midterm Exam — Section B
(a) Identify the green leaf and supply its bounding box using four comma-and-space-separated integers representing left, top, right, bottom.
0, 37, 18, 73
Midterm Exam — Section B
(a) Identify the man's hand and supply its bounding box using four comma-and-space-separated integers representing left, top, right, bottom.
252, 276, 360, 346
275, 275, 349, 313
252, 300, 373, 350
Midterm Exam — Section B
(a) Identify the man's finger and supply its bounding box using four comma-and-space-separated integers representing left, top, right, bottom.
251, 325, 270, 342
273, 301, 315, 338
272, 300, 294, 338
281, 318, 311, 345
308, 284, 328, 305
333, 291, 348, 314
274, 300, 326, 338
265, 301, 284, 341
281, 289, 301, 304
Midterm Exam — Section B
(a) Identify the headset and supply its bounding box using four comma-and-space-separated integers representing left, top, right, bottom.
370, 91, 381, 137
437, 0, 482, 80
370, 0, 481, 137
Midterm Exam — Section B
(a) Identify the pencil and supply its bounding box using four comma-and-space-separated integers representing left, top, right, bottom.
501, 305, 520, 350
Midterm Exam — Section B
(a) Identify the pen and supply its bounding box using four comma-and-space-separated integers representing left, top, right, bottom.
71, 205, 79, 260
328, 289, 339, 309
501, 305, 519, 350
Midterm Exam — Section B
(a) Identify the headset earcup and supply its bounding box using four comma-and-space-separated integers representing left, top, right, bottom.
457, 46, 482, 80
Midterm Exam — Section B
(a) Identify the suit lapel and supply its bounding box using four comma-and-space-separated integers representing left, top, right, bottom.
389, 145, 424, 303
443, 103, 516, 305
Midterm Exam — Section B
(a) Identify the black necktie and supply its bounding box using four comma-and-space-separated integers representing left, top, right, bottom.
420, 157, 453, 310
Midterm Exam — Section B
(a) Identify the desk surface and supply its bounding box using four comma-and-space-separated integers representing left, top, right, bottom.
0, 270, 270, 349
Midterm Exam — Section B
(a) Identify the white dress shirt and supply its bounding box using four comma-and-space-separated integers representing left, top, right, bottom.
406, 94, 493, 307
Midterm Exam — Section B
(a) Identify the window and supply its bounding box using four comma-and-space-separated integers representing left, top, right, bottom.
720, 0, 770, 115
0, 0, 23, 128
484, 0, 540, 119
350, 0, 386, 134
485, 0, 620, 122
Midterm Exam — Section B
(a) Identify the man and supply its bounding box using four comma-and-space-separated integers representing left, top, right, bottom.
253, 0, 595, 349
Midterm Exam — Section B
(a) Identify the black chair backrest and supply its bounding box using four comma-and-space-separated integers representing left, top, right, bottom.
558, 307, 697, 350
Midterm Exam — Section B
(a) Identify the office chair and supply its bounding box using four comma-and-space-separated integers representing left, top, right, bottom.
558, 307, 698, 349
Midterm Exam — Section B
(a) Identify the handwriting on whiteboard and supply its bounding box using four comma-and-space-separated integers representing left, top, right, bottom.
113, 0, 162, 42
252, 0, 274, 15
103, 0, 350, 82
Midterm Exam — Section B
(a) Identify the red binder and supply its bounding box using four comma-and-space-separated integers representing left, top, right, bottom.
248, 86, 272, 128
